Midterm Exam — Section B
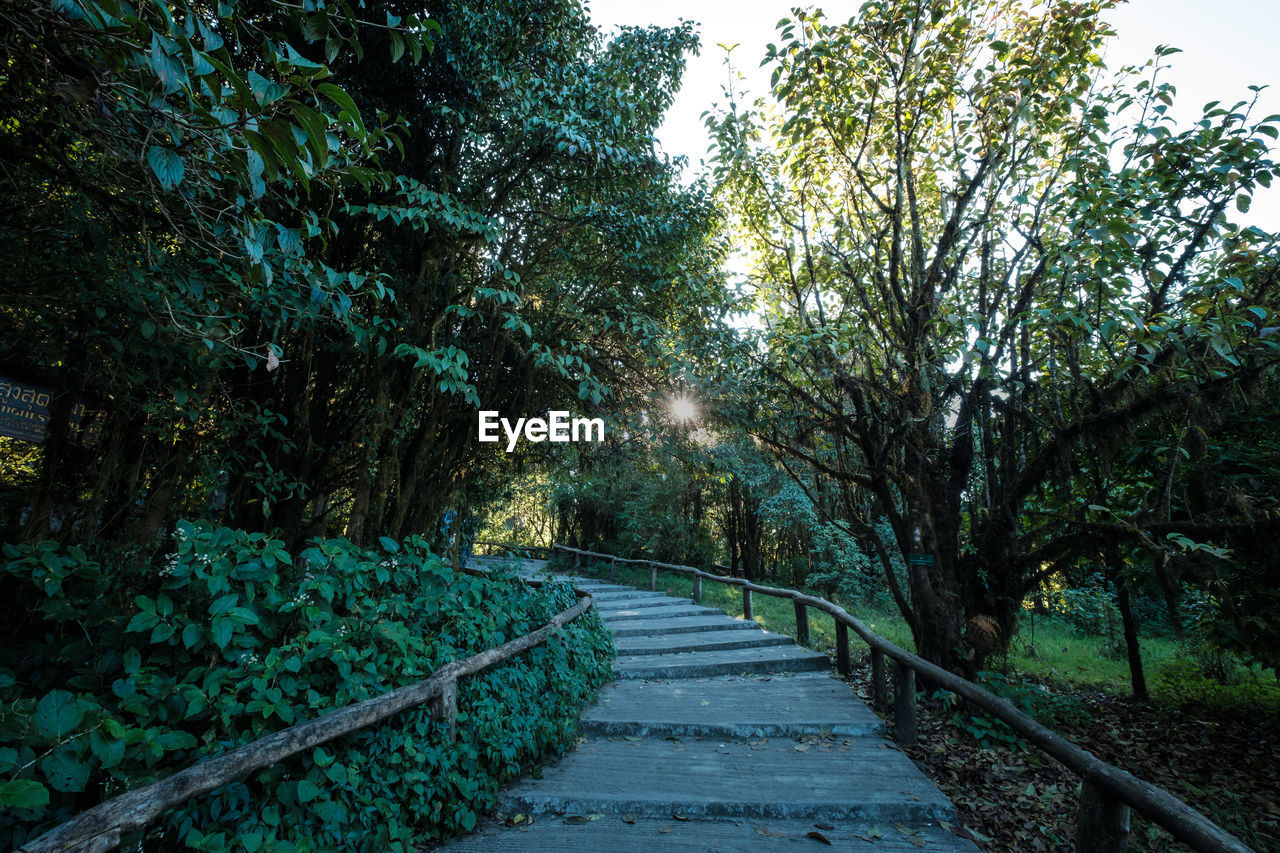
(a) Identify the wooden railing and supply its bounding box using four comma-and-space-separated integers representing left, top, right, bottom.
474, 541, 553, 560
18, 573, 595, 853
552, 544, 1254, 853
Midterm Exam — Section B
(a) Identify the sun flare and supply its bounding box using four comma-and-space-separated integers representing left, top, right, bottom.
668, 394, 699, 424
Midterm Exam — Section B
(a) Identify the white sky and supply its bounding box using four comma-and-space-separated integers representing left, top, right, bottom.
585, 0, 1280, 229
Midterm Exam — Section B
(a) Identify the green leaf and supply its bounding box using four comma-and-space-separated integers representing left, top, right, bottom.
35, 690, 83, 740
298, 779, 323, 802
41, 749, 90, 792
283, 43, 327, 76
90, 728, 126, 768
378, 536, 400, 552
204, 52, 253, 105
153, 730, 197, 752
248, 69, 290, 106
147, 146, 185, 190
0, 779, 50, 809
317, 83, 365, 132
290, 102, 331, 170
211, 616, 233, 648
126, 609, 159, 633
149, 33, 187, 93
229, 606, 260, 625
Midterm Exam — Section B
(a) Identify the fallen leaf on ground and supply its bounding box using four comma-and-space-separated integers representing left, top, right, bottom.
562, 814, 605, 825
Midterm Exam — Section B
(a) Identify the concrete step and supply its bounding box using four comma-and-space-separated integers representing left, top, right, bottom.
590, 590, 668, 602
613, 629, 793, 657
599, 604, 722, 622
439, 816, 977, 852
498, 737, 955, 823
614, 644, 830, 679
575, 583, 634, 593
608, 615, 762, 638
595, 597, 694, 612
580, 674, 884, 738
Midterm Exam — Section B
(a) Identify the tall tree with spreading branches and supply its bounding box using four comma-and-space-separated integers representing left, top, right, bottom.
711, 0, 1280, 673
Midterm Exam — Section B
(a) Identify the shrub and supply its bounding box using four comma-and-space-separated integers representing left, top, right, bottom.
1151, 660, 1280, 717
935, 672, 1091, 750
0, 521, 613, 851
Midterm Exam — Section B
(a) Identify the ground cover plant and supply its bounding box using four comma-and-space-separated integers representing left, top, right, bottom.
0, 524, 614, 851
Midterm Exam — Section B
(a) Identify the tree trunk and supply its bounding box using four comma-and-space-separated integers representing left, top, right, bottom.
1107, 548, 1147, 700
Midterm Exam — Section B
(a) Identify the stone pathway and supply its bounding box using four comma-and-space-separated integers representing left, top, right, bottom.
442, 562, 978, 851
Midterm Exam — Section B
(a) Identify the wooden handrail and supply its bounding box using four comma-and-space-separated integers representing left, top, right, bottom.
552, 544, 1254, 853
19, 579, 595, 853
473, 541, 552, 557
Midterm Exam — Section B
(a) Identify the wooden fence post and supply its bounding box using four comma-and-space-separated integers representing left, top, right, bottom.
835, 621, 851, 675
573, 551, 582, 573
743, 587, 753, 620
871, 648, 887, 712
893, 662, 916, 746
649, 564, 657, 591
1077, 781, 1131, 853
609, 558, 616, 581
793, 600, 810, 645
429, 677, 458, 744
692, 574, 702, 603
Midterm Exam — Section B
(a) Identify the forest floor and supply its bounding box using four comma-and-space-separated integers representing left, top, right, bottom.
841, 658, 1280, 852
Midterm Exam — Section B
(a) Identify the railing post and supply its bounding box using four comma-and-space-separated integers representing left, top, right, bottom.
1077, 780, 1131, 853
892, 661, 916, 746
871, 648, 887, 711
793, 599, 810, 645
743, 587, 753, 620
835, 621, 851, 675
572, 551, 582, 573
609, 558, 616, 581
649, 564, 657, 591
429, 676, 458, 744
692, 574, 702, 603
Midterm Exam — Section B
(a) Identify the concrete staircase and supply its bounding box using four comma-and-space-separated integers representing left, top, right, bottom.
441, 565, 979, 851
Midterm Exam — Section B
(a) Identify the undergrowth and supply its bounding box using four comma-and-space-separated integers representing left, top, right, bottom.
0, 522, 614, 851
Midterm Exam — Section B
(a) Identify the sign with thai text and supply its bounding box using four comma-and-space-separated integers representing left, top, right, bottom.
0, 376, 97, 444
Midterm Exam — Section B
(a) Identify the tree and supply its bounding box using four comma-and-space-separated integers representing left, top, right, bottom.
711, 0, 1280, 673
1, 0, 724, 555
0, 0, 434, 547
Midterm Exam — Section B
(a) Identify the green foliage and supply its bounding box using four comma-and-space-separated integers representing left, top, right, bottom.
0, 522, 613, 850
1151, 660, 1280, 717
708, 0, 1280, 675
2, 0, 724, 554
806, 520, 907, 611
935, 673, 1091, 751
1030, 573, 1124, 640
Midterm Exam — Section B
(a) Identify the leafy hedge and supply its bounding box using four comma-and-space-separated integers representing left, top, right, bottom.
0, 522, 614, 851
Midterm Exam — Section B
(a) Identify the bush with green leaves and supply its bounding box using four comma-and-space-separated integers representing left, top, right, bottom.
1151, 660, 1280, 717
0, 521, 613, 851
933, 672, 1091, 751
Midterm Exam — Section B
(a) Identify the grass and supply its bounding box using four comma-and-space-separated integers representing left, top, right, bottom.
1008, 613, 1179, 691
